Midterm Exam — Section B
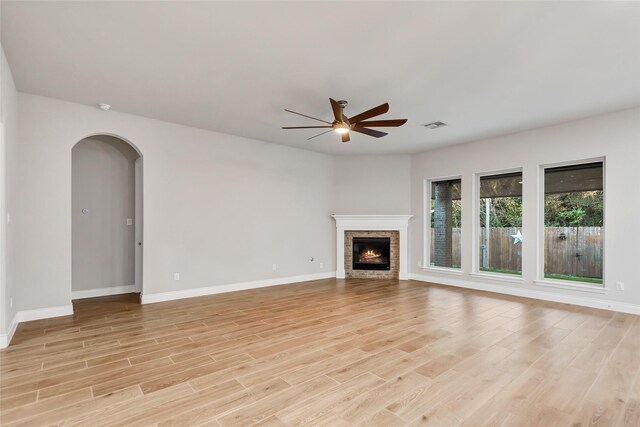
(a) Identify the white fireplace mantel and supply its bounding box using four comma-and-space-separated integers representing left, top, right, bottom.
332, 214, 413, 280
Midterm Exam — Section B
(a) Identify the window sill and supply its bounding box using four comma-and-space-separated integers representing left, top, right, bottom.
470, 272, 524, 284
421, 266, 463, 275
534, 279, 608, 294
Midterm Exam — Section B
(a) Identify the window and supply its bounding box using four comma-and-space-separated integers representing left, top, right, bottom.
429, 178, 462, 269
478, 172, 523, 276
543, 162, 604, 285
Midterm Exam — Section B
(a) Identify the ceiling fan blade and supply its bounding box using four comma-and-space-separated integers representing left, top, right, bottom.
341, 132, 350, 143
307, 129, 334, 140
282, 126, 332, 129
351, 127, 388, 138
284, 109, 332, 125
355, 119, 407, 127
329, 98, 343, 122
349, 103, 389, 124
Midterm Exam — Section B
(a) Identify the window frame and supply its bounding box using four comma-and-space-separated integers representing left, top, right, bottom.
472, 167, 524, 280
535, 157, 607, 291
423, 175, 463, 273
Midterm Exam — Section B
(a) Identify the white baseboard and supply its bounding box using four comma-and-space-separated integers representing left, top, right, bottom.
0, 314, 18, 349
141, 272, 336, 305
410, 273, 640, 315
72, 285, 136, 300
0, 304, 74, 349
16, 304, 75, 323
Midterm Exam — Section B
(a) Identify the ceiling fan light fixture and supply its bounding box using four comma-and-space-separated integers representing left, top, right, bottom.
334, 126, 349, 134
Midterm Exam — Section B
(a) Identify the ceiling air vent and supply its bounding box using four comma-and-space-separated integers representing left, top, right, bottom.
424, 121, 446, 129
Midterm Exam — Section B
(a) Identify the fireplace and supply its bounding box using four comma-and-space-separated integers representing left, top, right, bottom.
332, 215, 413, 280
352, 237, 391, 271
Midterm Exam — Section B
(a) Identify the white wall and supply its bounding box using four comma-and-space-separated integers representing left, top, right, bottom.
410, 107, 640, 310
72, 136, 139, 293
0, 47, 18, 339
333, 155, 411, 215
14, 93, 335, 312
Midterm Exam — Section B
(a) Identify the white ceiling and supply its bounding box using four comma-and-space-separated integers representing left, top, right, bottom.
2, 1, 639, 155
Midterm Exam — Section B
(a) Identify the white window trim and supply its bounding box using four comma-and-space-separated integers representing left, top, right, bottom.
423, 175, 463, 272
470, 272, 525, 284
472, 167, 524, 279
538, 157, 606, 288
534, 279, 608, 294
422, 266, 463, 275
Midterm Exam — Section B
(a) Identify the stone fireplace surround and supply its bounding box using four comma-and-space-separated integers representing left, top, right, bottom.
332, 215, 413, 280
345, 230, 399, 279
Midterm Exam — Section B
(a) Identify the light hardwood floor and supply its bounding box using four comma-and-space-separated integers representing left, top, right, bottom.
1, 278, 639, 426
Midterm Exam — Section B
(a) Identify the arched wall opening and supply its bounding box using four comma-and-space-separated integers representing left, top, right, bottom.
71, 134, 143, 299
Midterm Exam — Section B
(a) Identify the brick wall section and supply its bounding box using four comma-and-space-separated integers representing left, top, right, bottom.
433, 181, 453, 267
345, 230, 399, 279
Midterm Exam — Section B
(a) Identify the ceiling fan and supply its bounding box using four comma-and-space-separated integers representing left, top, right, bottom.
282, 98, 408, 143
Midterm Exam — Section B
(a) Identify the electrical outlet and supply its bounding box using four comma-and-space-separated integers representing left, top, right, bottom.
616, 282, 625, 291
174, 273, 180, 281
272, 264, 277, 271
319, 262, 324, 269
126, 218, 133, 226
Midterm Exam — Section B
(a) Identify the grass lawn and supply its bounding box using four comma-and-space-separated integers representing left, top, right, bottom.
544, 273, 603, 284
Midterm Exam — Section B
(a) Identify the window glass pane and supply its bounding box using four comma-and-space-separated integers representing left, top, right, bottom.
479, 172, 523, 275
544, 162, 603, 284
429, 179, 461, 269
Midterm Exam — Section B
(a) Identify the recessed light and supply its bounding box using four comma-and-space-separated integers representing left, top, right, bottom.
98, 103, 111, 111
424, 121, 446, 129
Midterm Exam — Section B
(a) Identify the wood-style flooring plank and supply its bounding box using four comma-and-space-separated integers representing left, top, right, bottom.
0, 278, 638, 426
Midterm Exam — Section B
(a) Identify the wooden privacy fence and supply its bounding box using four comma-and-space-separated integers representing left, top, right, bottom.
542, 227, 603, 279
430, 227, 603, 278
479, 227, 522, 273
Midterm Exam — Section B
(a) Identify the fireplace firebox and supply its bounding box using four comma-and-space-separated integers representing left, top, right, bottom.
352, 237, 391, 271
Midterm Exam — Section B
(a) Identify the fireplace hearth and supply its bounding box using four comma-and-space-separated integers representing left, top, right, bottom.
352, 237, 391, 271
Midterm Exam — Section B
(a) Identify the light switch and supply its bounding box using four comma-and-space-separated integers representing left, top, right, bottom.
127, 218, 133, 226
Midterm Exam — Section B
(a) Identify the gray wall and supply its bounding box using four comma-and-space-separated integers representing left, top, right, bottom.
410, 107, 640, 308
72, 136, 139, 293
1, 47, 18, 337
13, 93, 335, 312
333, 155, 411, 215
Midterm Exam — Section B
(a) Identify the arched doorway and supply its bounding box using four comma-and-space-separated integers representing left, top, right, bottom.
71, 134, 143, 299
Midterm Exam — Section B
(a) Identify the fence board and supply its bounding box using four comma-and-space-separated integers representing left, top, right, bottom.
429, 227, 603, 279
